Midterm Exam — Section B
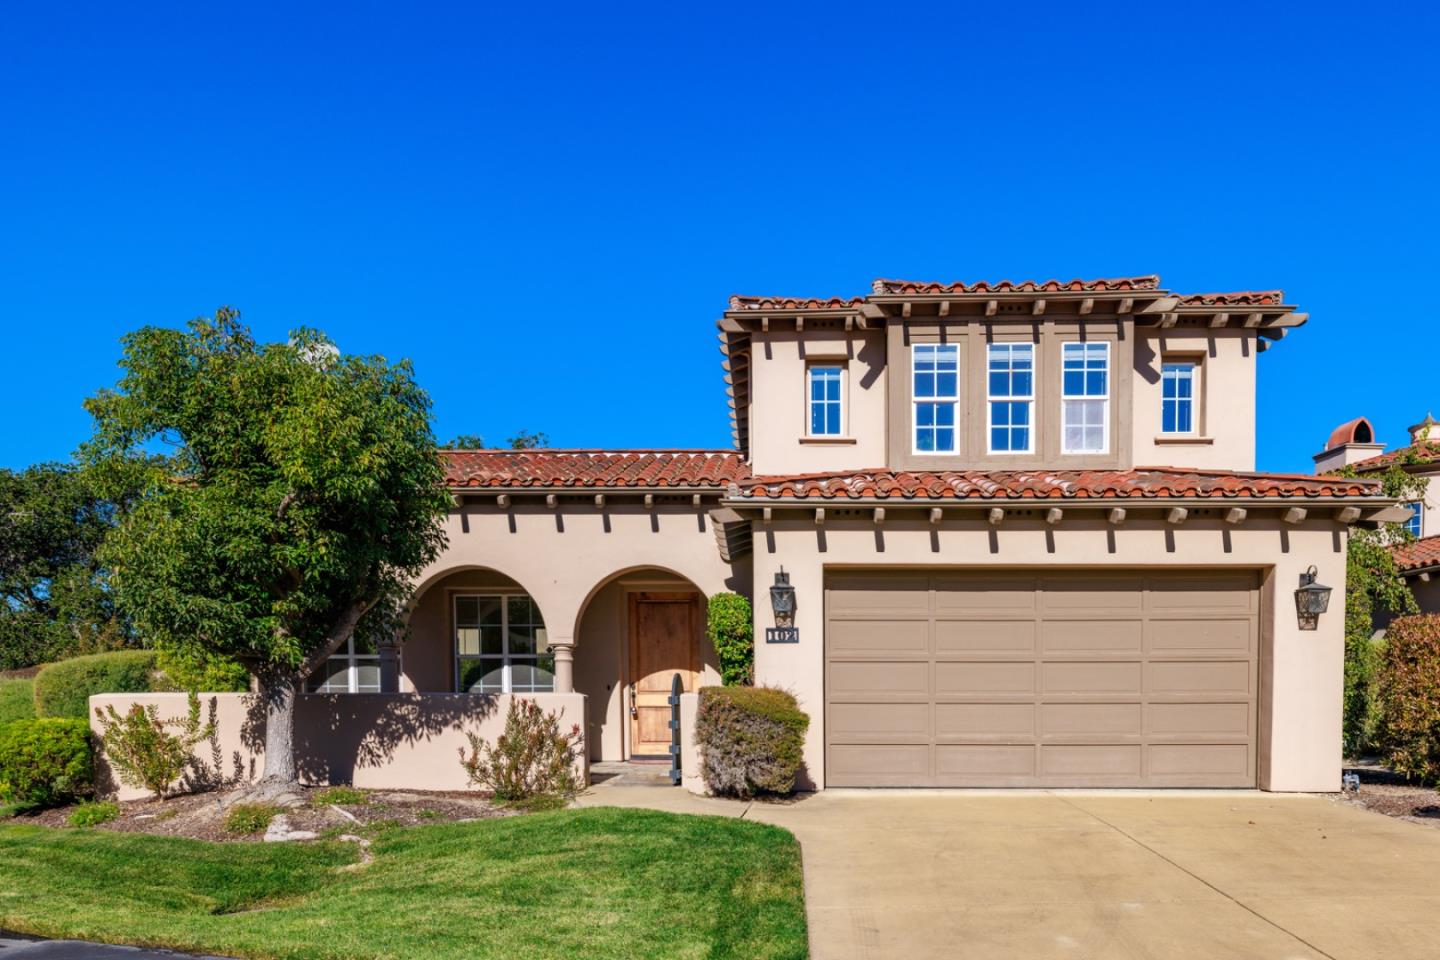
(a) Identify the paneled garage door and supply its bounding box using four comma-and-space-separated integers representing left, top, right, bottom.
824, 571, 1260, 787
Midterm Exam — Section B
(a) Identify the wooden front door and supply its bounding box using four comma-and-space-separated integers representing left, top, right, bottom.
628, 592, 700, 759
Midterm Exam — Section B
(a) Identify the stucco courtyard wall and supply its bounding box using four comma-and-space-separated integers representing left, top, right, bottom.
749, 510, 1348, 793
89, 691, 587, 802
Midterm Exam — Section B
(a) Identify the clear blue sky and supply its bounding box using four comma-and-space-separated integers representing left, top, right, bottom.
3, 2, 1436, 473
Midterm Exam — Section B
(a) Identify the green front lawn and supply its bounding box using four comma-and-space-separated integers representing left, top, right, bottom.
0, 807, 808, 960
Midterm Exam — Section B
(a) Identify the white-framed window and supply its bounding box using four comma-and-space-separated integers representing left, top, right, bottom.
987, 342, 1034, 453
807, 365, 843, 436
1062, 342, 1109, 454
1161, 362, 1197, 434
307, 635, 381, 694
455, 594, 553, 694
913, 343, 959, 453
1405, 501, 1424, 537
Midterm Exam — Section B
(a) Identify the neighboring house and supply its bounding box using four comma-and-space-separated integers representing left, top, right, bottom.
100, 273, 1397, 798
1315, 413, 1440, 615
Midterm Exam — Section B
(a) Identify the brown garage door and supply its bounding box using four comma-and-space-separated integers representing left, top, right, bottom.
825, 570, 1259, 787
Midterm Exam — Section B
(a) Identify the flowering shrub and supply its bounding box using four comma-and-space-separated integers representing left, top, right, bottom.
695, 686, 809, 798
459, 698, 584, 808
94, 692, 213, 799
1380, 614, 1440, 784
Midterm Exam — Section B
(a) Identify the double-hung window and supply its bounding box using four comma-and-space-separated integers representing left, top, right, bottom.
807, 365, 843, 436
913, 344, 959, 453
455, 594, 553, 694
987, 343, 1034, 453
1161, 362, 1197, 434
1405, 501, 1424, 537
1062, 342, 1109, 454
307, 635, 381, 694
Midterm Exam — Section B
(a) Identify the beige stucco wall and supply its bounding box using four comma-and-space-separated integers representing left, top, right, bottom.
747, 327, 888, 476
749, 509, 1346, 793
1131, 329, 1257, 471
89, 691, 587, 802
1409, 575, 1440, 616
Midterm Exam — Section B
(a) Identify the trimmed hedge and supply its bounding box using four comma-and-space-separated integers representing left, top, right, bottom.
1380, 613, 1440, 784
707, 593, 754, 687
694, 686, 809, 798
0, 678, 36, 724
0, 717, 94, 808
34, 650, 158, 719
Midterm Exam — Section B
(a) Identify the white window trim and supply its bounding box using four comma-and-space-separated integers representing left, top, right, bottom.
911, 343, 960, 455
1061, 341, 1110, 455
453, 592, 552, 694
1160, 361, 1199, 436
986, 342, 1036, 455
307, 636, 381, 694
805, 364, 845, 438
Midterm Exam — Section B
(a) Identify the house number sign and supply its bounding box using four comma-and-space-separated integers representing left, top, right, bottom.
765, 627, 800, 644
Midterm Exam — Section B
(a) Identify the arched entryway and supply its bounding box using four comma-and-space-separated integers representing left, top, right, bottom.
572, 566, 720, 762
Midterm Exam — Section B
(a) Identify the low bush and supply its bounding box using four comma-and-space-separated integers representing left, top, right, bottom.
34, 651, 158, 719
224, 802, 279, 835
68, 800, 119, 827
1380, 614, 1440, 784
708, 592, 754, 686
695, 686, 809, 798
460, 698, 584, 809
0, 678, 36, 724
0, 718, 94, 809
313, 786, 368, 806
93, 692, 213, 799
152, 649, 250, 694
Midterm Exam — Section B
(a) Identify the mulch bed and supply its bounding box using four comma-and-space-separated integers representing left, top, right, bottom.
1335, 760, 1440, 828
18, 786, 515, 843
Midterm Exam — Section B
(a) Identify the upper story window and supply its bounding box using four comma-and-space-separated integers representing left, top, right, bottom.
988, 343, 1034, 453
1405, 501, 1424, 537
807, 365, 843, 436
1062, 342, 1109, 454
913, 344, 959, 453
307, 635, 380, 694
455, 594, 553, 694
1161, 362, 1197, 434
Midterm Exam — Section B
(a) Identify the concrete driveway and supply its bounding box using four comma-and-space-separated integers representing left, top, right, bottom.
748, 791, 1440, 960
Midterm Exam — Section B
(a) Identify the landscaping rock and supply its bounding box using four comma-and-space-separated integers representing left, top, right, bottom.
262, 815, 318, 843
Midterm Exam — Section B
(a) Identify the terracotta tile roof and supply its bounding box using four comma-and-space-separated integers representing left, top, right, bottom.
442, 450, 750, 488
732, 467, 1381, 501
1391, 535, 1440, 572
728, 295, 866, 311
1325, 416, 1375, 451
1175, 291, 1285, 306
871, 276, 1160, 296
1349, 442, 1440, 473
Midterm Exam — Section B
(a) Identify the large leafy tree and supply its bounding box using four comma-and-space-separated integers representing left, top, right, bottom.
83, 310, 450, 790
0, 463, 128, 670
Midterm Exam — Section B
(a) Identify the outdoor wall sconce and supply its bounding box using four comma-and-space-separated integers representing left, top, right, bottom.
770, 568, 796, 629
1294, 565, 1333, 631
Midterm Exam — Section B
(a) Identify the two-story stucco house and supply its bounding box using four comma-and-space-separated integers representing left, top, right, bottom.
375, 273, 1396, 795
1315, 412, 1440, 615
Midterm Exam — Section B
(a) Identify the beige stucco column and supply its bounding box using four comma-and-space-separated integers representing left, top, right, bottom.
550, 641, 575, 693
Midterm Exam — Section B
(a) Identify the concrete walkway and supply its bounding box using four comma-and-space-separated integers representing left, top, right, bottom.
581, 780, 1440, 959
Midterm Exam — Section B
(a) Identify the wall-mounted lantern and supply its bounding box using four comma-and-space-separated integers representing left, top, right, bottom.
770, 568, 796, 629
1294, 565, 1333, 631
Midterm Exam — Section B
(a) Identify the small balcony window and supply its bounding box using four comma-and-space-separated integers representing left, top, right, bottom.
807, 365, 843, 437
1161, 362, 1197, 434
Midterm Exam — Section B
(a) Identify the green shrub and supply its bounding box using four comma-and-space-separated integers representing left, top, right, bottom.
0, 678, 36, 724
34, 650, 158, 719
68, 799, 119, 827
708, 592, 754, 686
94, 691, 214, 799
152, 648, 250, 693
225, 802, 279, 835
313, 786, 368, 806
695, 686, 809, 798
1380, 614, 1440, 783
0, 717, 93, 808
460, 698, 584, 808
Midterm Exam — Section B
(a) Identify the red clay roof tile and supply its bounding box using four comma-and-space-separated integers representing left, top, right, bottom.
732, 467, 1381, 501
442, 450, 749, 488
1348, 442, 1440, 473
871, 276, 1160, 296
1390, 534, 1440, 572
728, 295, 866, 311
1175, 291, 1285, 306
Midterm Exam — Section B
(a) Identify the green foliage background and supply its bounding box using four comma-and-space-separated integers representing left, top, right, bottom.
707, 592, 753, 686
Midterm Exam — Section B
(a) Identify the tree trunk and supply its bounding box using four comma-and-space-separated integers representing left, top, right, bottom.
259, 671, 299, 785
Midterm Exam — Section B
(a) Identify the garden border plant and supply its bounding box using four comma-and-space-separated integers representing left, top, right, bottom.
694, 686, 809, 798
459, 697, 584, 810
